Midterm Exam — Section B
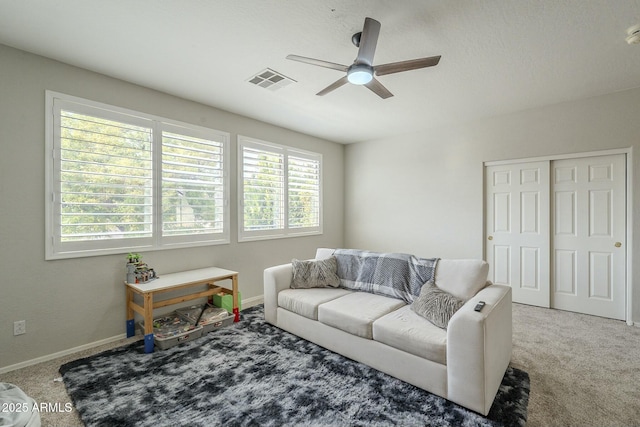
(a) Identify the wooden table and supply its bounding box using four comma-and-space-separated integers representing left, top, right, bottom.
125, 267, 239, 353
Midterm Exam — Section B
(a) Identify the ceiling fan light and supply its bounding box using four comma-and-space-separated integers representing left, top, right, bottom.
347, 65, 373, 85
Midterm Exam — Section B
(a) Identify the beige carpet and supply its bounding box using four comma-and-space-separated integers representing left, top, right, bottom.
510, 303, 640, 427
1, 303, 639, 426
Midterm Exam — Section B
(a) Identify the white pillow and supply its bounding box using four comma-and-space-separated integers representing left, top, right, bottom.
435, 259, 489, 300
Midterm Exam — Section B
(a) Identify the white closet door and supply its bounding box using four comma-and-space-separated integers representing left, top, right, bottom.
485, 161, 550, 307
552, 154, 626, 320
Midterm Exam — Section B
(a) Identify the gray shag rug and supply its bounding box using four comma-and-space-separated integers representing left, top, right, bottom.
60, 305, 529, 427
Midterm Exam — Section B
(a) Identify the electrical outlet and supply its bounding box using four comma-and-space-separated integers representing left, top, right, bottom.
13, 320, 26, 336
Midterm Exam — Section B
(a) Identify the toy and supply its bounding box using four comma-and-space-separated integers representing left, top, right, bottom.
125, 253, 158, 284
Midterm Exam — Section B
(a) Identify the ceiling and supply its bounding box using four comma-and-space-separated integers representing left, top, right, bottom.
1, 0, 640, 144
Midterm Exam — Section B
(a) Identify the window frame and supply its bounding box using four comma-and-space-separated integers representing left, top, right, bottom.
237, 135, 323, 242
45, 91, 230, 260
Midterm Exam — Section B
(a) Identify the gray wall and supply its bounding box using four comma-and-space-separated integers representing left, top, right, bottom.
345, 86, 640, 323
0, 45, 344, 369
3, 39, 638, 369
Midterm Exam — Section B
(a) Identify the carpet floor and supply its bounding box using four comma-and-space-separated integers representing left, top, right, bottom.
58, 305, 529, 427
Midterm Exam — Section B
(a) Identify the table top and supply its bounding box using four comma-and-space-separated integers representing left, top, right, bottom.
125, 266, 238, 293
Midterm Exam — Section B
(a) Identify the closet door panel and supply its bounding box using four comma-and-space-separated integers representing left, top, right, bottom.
551, 154, 626, 320
485, 161, 550, 307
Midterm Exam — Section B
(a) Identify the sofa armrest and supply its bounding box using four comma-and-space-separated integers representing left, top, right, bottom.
263, 263, 293, 325
446, 284, 512, 415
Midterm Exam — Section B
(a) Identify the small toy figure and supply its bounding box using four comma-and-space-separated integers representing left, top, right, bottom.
125, 253, 158, 284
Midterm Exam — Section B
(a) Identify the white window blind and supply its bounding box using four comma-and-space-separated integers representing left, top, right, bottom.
161, 129, 226, 238
59, 110, 154, 243
238, 136, 322, 241
288, 155, 321, 229
241, 144, 284, 231
46, 92, 230, 259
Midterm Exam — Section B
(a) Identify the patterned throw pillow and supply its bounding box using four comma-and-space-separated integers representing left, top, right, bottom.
411, 281, 464, 329
290, 257, 341, 289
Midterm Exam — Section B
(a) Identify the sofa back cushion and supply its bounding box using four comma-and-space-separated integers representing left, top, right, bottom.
315, 248, 335, 260
435, 259, 489, 300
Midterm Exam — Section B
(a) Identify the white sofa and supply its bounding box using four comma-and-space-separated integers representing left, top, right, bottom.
263, 248, 512, 416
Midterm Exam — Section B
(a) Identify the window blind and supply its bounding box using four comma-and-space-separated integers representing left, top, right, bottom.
47, 91, 230, 259
162, 131, 226, 236
238, 136, 322, 241
59, 110, 153, 242
288, 155, 320, 228
241, 144, 284, 231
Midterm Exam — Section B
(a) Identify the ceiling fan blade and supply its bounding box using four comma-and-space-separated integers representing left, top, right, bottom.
356, 17, 381, 66
364, 77, 394, 99
374, 55, 441, 76
316, 76, 349, 96
286, 54, 348, 72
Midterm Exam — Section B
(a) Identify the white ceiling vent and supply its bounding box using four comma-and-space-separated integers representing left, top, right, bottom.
247, 68, 296, 91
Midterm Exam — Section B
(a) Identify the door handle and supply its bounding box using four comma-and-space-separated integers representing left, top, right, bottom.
615, 242, 622, 248
488, 236, 493, 240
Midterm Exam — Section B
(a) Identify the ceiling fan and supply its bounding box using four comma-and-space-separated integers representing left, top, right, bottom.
286, 17, 441, 99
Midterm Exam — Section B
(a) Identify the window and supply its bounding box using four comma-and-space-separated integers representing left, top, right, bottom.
46, 91, 229, 259
238, 135, 322, 241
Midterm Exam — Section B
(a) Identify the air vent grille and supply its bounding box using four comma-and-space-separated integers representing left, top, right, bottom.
247, 68, 295, 91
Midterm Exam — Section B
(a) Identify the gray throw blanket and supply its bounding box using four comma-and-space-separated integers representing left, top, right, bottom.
333, 249, 439, 303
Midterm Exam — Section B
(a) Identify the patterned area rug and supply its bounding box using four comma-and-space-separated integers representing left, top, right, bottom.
60, 306, 529, 427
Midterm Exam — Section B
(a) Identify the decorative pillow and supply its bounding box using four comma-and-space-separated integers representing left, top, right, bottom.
411, 281, 464, 329
290, 256, 341, 289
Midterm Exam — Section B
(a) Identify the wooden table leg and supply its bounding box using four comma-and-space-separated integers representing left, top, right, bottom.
126, 287, 135, 338
232, 274, 240, 322
143, 292, 154, 353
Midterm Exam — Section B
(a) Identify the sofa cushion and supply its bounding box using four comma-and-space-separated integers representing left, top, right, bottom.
317, 292, 406, 339
373, 305, 447, 365
411, 281, 464, 329
435, 259, 489, 300
290, 257, 340, 289
278, 288, 352, 320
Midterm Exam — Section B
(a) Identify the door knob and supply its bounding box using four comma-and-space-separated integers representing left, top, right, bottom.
488, 236, 493, 240
615, 242, 622, 248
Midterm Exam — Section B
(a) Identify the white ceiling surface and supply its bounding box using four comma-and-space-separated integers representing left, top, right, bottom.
1, 1, 640, 144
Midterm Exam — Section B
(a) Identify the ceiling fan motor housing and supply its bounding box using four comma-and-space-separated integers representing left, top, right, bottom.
352, 31, 362, 47
347, 63, 373, 84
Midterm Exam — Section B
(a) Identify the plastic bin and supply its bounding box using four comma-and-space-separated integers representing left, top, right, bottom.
153, 326, 202, 350
176, 304, 234, 333
139, 312, 203, 350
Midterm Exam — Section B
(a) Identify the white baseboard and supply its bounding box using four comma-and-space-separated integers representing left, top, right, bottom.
0, 334, 128, 374
0, 295, 265, 374
242, 294, 264, 308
